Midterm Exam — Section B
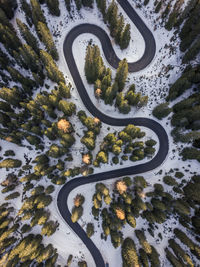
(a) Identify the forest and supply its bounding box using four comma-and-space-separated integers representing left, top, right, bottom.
0, 0, 200, 266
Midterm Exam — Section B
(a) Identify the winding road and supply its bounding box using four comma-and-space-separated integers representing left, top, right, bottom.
57, 1, 169, 266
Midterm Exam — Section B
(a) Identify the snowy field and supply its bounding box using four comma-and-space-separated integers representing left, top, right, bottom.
0, 0, 199, 266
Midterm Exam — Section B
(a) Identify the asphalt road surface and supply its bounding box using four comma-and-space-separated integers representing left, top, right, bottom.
58, 1, 168, 266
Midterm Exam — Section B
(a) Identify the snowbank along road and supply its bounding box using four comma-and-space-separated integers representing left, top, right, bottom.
57, 0, 169, 266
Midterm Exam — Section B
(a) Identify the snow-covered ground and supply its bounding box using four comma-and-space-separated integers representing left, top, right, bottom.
0, 0, 199, 266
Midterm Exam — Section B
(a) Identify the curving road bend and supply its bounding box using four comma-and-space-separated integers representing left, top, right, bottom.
58, 1, 168, 267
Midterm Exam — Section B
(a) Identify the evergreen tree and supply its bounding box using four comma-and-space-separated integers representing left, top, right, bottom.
121, 237, 140, 266
19, 44, 42, 73
71, 206, 83, 223
120, 24, 131, 49
104, 83, 118, 105
58, 81, 71, 98
0, 0, 17, 19
41, 220, 58, 236
96, 0, 106, 18
84, 45, 105, 84
58, 100, 76, 116
16, 19, 39, 54
65, 0, 71, 12
115, 59, 128, 91
20, 0, 33, 26
86, 223, 94, 237
30, 0, 47, 26
0, 7, 14, 29
37, 22, 58, 60
40, 50, 65, 83
46, 0, 60, 16
115, 14, 124, 44
74, 0, 82, 11
0, 23, 21, 54
106, 0, 118, 37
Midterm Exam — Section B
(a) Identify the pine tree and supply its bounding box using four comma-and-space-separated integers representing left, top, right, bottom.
86, 223, 94, 237
120, 24, 131, 49
84, 45, 105, 84
96, 0, 106, 19
115, 14, 124, 44
30, 0, 47, 26
106, 0, 118, 37
40, 50, 64, 83
0, 7, 14, 29
0, 87, 21, 106
71, 206, 83, 223
115, 59, 128, 91
58, 81, 71, 98
0, 23, 21, 54
58, 100, 76, 116
0, 0, 17, 19
46, 0, 60, 16
41, 220, 58, 236
37, 22, 58, 60
19, 44, 42, 73
121, 238, 140, 266
65, 0, 71, 12
74, 0, 82, 11
16, 19, 39, 54
20, 0, 33, 26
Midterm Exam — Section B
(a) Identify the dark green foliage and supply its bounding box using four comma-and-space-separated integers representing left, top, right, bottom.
0, 23, 21, 54
181, 147, 200, 162
163, 175, 178, 186
120, 24, 131, 50
85, 45, 105, 84
86, 223, 94, 237
20, 0, 33, 26
179, 2, 200, 52
182, 37, 200, 63
115, 59, 128, 91
0, 0, 17, 19
96, 0, 106, 18
152, 102, 172, 119
58, 100, 76, 116
167, 66, 200, 101
166, 248, 183, 267
30, 0, 46, 26
46, 0, 60, 16
40, 50, 65, 83
168, 239, 194, 266
155, 1, 162, 13
37, 22, 58, 60
5, 192, 20, 200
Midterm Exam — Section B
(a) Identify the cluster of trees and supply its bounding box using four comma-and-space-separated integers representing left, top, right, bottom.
94, 124, 156, 167
145, 0, 200, 63
78, 110, 101, 152
0, 203, 58, 266
71, 194, 85, 223
85, 45, 148, 113
121, 235, 160, 267
91, 177, 150, 248
96, 0, 131, 49
17, 183, 59, 236
153, 65, 200, 162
